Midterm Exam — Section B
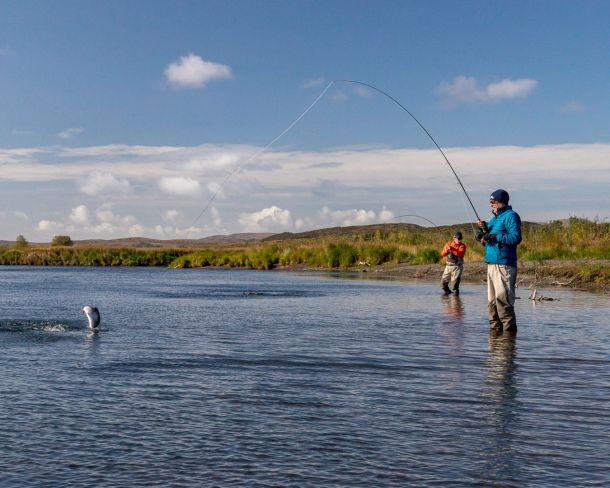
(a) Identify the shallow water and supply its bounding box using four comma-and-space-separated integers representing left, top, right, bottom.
0, 267, 608, 487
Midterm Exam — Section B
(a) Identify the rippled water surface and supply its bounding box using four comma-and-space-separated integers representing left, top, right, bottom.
1, 267, 609, 487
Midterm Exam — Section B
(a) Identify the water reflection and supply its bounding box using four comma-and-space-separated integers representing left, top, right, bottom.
442, 295, 465, 322
484, 330, 521, 482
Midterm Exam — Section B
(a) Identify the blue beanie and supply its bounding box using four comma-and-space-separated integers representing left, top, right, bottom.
490, 189, 509, 204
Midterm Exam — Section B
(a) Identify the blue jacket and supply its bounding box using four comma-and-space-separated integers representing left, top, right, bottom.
484, 206, 522, 267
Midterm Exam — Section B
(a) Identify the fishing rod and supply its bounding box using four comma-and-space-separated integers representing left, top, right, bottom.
335, 80, 481, 222
190, 79, 481, 226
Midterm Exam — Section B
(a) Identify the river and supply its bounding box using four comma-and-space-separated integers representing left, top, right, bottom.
1, 267, 608, 486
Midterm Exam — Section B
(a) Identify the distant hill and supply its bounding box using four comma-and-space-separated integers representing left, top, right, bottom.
0, 221, 546, 249
0, 233, 274, 249
264, 223, 459, 241
73, 233, 275, 248
263, 221, 543, 242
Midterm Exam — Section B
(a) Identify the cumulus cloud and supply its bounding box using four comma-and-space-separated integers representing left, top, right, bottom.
239, 206, 292, 232
37, 220, 63, 231
159, 177, 201, 197
379, 206, 395, 222
353, 85, 372, 98
129, 224, 145, 236
58, 127, 84, 139
438, 76, 538, 104
95, 205, 134, 225
163, 209, 181, 223
153, 224, 203, 238
0, 210, 28, 221
210, 206, 222, 227
331, 90, 348, 102
301, 77, 325, 89
164, 53, 232, 88
80, 172, 131, 196
207, 181, 225, 199
184, 153, 240, 172
560, 100, 584, 113
319, 206, 378, 227
69, 205, 90, 225
3, 141, 610, 239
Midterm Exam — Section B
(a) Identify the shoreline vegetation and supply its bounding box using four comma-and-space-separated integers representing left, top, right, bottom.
1, 218, 608, 290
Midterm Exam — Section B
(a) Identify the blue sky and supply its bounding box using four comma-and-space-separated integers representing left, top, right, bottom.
1, 0, 609, 240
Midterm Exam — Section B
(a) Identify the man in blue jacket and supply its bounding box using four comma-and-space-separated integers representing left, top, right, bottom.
477, 189, 522, 333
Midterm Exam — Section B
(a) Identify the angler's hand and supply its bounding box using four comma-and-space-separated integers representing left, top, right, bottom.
482, 233, 497, 244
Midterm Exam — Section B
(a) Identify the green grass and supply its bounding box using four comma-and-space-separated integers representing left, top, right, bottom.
1, 218, 608, 276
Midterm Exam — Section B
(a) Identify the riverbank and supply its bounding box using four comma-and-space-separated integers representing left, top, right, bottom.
340, 259, 610, 292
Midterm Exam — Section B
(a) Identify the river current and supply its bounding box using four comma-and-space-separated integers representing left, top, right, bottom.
1, 267, 608, 487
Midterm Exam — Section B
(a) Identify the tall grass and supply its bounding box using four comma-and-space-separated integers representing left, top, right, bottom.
520, 217, 610, 261
0, 248, 187, 266
1, 218, 607, 269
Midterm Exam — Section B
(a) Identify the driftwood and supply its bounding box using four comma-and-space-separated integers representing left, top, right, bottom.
528, 289, 559, 302
550, 277, 576, 287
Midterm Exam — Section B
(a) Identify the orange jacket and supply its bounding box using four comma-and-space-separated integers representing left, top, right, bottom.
441, 240, 466, 260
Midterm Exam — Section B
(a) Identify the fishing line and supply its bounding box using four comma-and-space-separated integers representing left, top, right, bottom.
189, 79, 481, 227
383, 214, 438, 227
335, 79, 480, 222
189, 81, 335, 227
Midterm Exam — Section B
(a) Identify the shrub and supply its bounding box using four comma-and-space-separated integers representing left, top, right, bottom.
51, 235, 73, 247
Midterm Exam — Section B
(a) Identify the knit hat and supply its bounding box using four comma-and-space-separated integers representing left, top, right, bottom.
489, 189, 509, 204
453, 231, 463, 240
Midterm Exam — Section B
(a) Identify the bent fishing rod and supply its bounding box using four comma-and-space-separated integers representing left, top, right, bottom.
190, 79, 481, 226
335, 80, 481, 222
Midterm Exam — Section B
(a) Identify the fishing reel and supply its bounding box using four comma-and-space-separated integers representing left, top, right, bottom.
476, 221, 493, 243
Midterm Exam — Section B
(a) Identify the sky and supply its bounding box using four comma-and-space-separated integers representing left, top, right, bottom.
1, 0, 609, 241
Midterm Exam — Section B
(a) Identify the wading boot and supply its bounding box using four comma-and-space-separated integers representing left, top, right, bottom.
442, 283, 452, 296
453, 287, 460, 296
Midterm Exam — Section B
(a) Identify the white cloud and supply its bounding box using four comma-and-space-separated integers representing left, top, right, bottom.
152, 224, 203, 238
331, 90, 348, 102
301, 77, 325, 89
379, 206, 394, 222
58, 127, 84, 139
95, 205, 134, 225
69, 205, 90, 225
295, 217, 314, 231
207, 181, 225, 199
184, 153, 240, 172
129, 224, 145, 236
353, 85, 372, 98
319, 206, 377, 227
164, 53, 232, 88
37, 220, 63, 231
163, 209, 181, 223
80, 172, 132, 196
210, 206, 222, 226
2, 141, 610, 239
5, 211, 28, 221
239, 206, 292, 232
438, 76, 538, 104
159, 177, 201, 196
560, 101, 584, 113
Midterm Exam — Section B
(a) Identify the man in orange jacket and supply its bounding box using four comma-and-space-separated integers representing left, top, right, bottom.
441, 231, 466, 295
